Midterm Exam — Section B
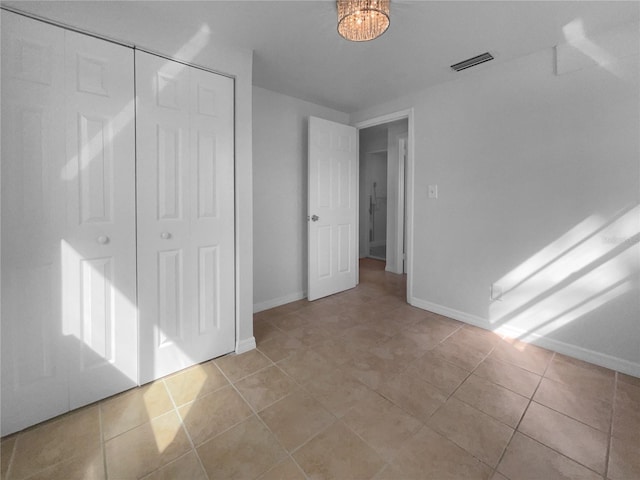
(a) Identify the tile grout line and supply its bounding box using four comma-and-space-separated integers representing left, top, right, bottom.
489, 351, 556, 479
494, 352, 612, 479
216, 357, 313, 480
159, 376, 210, 480
603, 372, 618, 480
98, 404, 108, 480
422, 339, 497, 422
4, 432, 19, 480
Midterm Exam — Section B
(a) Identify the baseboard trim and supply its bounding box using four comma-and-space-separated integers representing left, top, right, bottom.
253, 291, 307, 313
235, 337, 256, 354
409, 297, 640, 378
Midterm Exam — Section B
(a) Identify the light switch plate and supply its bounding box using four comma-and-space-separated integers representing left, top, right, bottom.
428, 184, 438, 199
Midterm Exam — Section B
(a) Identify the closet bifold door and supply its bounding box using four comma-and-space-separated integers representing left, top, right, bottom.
63, 29, 138, 409
1, 11, 68, 435
136, 51, 236, 384
0, 11, 137, 435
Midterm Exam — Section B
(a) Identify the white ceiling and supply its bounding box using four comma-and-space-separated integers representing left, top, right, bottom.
4, 1, 639, 113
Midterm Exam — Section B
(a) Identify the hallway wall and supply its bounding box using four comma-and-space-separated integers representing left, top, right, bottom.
253, 86, 349, 312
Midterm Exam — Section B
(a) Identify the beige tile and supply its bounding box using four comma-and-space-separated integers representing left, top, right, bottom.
9, 406, 101, 480
260, 300, 308, 318
405, 351, 470, 395
311, 338, 355, 367
303, 299, 347, 319
288, 323, 332, 347
609, 435, 640, 480
101, 382, 174, 440
616, 377, 640, 406
345, 350, 408, 390
518, 402, 607, 474
618, 372, 640, 387
23, 449, 104, 480
448, 325, 500, 354
141, 450, 207, 480
381, 426, 493, 480
432, 337, 489, 371
474, 357, 541, 398
215, 349, 272, 382
342, 390, 423, 462
293, 421, 385, 480
389, 303, 435, 324
257, 333, 305, 362
197, 415, 287, 480
276, 349, 335, 384
254, 320, 285, 344
23, 449, 106, 480
545, 353, 615, 395
179, 385, 253, 445
428, 397, 513, 467
491, 472, 509, 480
454, 374, 529, 427
235, 365, 296, 411
404, 316, 462, 348
259, 390, 335, 452
365, 315, 416, 337
163, 360, 228, 406
314, 315, 364, 337
489, 338, 552, 375
1, 435, 16, 479
533, 377, 612, 431
342, 324, 391, 350
269, 312, 311, 332
369, 333, 429, 363
612, 380, 640, 443
258, 458, 306, 480
302, 368, 372, 417
375, 371, 447, 423
498, 432, 601, 480
105, 411, 192, 480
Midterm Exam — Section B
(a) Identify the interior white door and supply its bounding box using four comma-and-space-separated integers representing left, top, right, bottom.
308, 116, 358, 301
63, 30, 138, 408
136, 51, 235, 384
1, 12, 68, 435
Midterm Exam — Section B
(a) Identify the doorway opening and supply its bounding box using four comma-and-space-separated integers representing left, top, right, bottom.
356, 109, 414, 302
358, 118, 409, 271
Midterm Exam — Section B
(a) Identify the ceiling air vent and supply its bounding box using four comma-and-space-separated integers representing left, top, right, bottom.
450, 52, 494, 72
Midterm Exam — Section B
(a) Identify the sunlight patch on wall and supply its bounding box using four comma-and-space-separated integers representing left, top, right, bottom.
490, 205, 640, 340
557, 18, 639, 78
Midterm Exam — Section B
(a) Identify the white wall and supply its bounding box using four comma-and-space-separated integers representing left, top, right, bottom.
252, 87, 349, 312
351, 39, 640, 375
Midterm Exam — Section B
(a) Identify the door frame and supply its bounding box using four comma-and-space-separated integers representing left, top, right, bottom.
354, 109, 415, 302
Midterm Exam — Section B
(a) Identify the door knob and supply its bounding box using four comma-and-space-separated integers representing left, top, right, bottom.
160, 232, 171, 240
97, 235, 110, 245
311, 215, 319, 222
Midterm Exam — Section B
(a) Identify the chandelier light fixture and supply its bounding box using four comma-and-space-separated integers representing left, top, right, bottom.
337, 0, 390, 42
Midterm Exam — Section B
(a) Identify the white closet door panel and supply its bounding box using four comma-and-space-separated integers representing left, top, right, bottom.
137, 52, 235, 383
137, 51, 192, 383
63, 30, 137, 407
1, 12, 68, 435
188, 67, 235, 361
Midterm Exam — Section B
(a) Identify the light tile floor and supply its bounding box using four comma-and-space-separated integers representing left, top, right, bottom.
2, 259, 639, 479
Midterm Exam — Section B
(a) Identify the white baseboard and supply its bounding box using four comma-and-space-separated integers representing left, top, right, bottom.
253, 291, 306, 313
409, 297, 640, 378
235, 337, 256, 354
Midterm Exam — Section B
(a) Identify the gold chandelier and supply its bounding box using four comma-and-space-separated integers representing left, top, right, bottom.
337, 0, 390, 42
